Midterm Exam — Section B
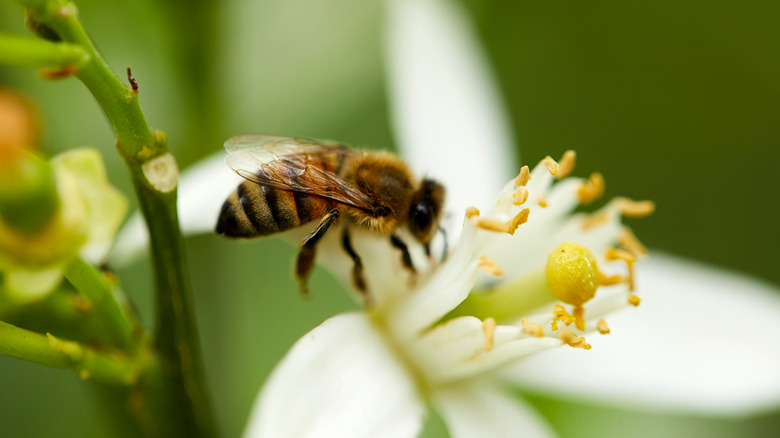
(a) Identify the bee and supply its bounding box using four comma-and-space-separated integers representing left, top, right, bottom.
215, 135, 446, 297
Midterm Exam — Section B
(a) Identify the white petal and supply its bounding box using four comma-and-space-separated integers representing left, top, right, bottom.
384, 0, 516, 222
434, 380, 557, 438
111, 152, 240, 265
243, 313, 425, 438
499, 252, 780, 417
387, 218, 480, 340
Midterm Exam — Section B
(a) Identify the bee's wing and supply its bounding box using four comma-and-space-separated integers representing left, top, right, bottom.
224, 135, 374, 212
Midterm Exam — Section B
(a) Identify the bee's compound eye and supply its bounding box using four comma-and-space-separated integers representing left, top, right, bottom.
411, 203, 433, 233
373, 205, 391, 217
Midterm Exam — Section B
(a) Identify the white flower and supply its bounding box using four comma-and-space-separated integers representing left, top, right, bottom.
111, 0, 780, 434
245, 150, 649, 438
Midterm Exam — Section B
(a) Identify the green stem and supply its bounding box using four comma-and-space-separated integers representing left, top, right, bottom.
0, 320, 138, 384
0, 31, 88, 69
17, 1, 218, 435
62, 257, 137, 350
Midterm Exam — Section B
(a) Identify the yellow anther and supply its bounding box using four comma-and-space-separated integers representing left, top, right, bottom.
465, 206, 480, 219
512, 187, 529, 206
577, 172, 605, 204
482, 317, 496, 352
546, 242, 601, 307
613, 197, 656, 218
581, 210, 611, 230
597, 319, 611, 335
542, 156, 559, 176
628, 295, 641, 307
557, 150, 576, 179
476, 208, 530, 235
619, 226, 648, 256
559, 329, 591, 350
514, 165, 531, 187
521, 318, 544, 337
573, 306, 585, 331
551, 319, 558, 331
600, 274, 625, 286
478, 255, 504, 277
606, 247, 637, 291
553, 304, 575, 327
507, 208, 530, 234
537, 194, 548, 208
606, 247, 637, 264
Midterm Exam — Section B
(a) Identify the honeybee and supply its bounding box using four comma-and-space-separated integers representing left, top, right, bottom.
215, 135, 446, 297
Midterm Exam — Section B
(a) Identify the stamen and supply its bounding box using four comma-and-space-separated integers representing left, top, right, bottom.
559, 329, 591, 350
521, 318, 544, 337
577, 172, 605, 204
619, 226, 648, 256
546, 242, 601, 306
537, 194, 548, 208
482, 317, 496, 352
542, 156, 559, 176
465, 206, 480, 219
600, 274, 625, 286
507, 208, 530, 234
597, 319, 611, 334
478, 255, 504, 277
607, 247, 637, 291
553, 304, 575, 327
573, 306, 585, 331
557, 150, 576, 179
512, 187, 529, 206
628, 295, 641, 307
514, 165, 531, 186
606, 247, 637, 264
613, 197, 656, 218
581, 210, 611, 230
476, 208, 530, 235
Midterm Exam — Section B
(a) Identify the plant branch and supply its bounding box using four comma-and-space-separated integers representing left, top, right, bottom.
15, 0, 218, 435
0, 31, 88, 70
0, 320, 139, 384
62, 257, 137, 350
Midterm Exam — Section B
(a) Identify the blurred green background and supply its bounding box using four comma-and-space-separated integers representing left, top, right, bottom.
1, 0, 778, 436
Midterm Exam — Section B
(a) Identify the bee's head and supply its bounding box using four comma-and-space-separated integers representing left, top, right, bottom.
408, 179, 445, 244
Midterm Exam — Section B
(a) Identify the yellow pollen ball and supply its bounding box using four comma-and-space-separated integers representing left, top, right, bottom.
546, 242, 600, 307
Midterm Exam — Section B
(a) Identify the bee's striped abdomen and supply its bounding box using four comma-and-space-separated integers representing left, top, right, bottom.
215, 180, 330, 238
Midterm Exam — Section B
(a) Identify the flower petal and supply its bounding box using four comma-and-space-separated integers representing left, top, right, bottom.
243, 312, 425, 438
434, 380, 557, 438
499, 252, 780, 416
384, 0, 516, 221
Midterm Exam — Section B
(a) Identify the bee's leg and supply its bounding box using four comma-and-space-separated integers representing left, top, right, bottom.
296, 209, 340, 296
390, 234, 418, 287
438, 226, 448, 263
341, 228, 369, 299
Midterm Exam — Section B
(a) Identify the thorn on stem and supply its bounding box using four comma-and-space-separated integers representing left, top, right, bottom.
126, 67, 138, 92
